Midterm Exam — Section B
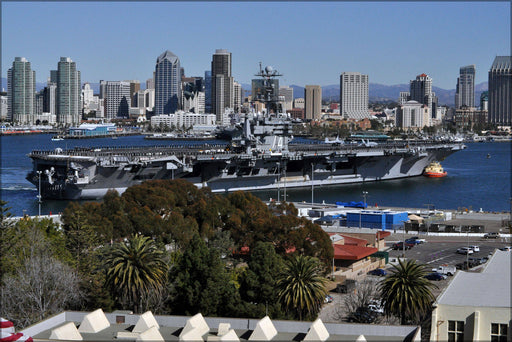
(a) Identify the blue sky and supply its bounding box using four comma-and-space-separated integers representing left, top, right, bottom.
2, 1, 510, 89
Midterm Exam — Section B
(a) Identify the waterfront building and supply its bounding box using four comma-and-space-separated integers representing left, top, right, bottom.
455, 65, 476, 109
155, 50, 181, 115
293, 97, 305, 109
488, 56, 511, 125
430, 250, 511, 341
211, 49, 234, 121
150, 111, 216, 129
68, 123, 116, 137
304, 85, 322, 120
395, 100, 430, 130
454, 106, 487, 131
279, 86, 294, 112
51, 57, 81, 125
339, 72, 370, 119
204, 70, 212, 113
104, 81, 131, 120
7, 57, 35, 124
54, 57, 81, 125
0, 94, 7, 120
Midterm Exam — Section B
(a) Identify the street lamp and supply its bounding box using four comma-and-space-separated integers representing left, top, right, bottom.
36, 170, 42, 217
362, 191, 368, 208
311, 162, 314, 205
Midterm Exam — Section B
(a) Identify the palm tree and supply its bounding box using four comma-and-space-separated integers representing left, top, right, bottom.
378, 259, 437, 324
105, 234, 168, 313
276, 255, 327, 320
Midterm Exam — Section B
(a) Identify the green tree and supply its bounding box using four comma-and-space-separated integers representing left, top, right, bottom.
276, 255, 327, 321
239, 242, 284, 318
105, 234, 168, 313
378, 259, 436, 324
170, 234, 240, 317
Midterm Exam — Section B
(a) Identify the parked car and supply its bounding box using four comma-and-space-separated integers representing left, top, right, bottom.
324, 295, 333, 303
456, 260, 477, 270
336, 279, 357, 294
499, 246, 512, 251
424, 272, 448, 281
392, 241, 414, 250
431, 265, 456, 276
483, 232, 500, 239
405, 236, 426, 244
468, 245, 480, 252
468, 257, 488, 265
368, 268, 387, 276
456, 247, 474, 255
367, 300, 384, 314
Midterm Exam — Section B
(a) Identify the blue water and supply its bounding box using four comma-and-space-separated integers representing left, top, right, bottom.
1, 134, 510, 216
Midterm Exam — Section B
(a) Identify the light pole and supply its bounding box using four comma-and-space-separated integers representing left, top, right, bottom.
277, 162, 280, 203
36, 170, 42, 217
362, 191, 368, 208
311, 162, 314, 205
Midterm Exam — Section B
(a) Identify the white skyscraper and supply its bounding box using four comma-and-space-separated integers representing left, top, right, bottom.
455, 65, 476, 109
55, 57, 81, 125
339, 72, 370, 119
7, 57, 35, 124
279, 86, 294, 112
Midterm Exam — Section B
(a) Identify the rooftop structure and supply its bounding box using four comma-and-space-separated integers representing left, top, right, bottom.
430, 250, 511, 341
20, 311, 421, 341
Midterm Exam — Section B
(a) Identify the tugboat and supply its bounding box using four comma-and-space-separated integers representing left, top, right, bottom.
423, 161, 447, 178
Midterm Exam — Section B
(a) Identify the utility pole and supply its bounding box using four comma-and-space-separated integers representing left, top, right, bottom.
36, 170, 42, 217
311, 162, 314, 205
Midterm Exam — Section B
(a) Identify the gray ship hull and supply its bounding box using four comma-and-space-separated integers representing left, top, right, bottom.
27, 142, 465, 200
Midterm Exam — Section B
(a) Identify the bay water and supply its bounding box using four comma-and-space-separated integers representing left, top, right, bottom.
1, 134, 510, 216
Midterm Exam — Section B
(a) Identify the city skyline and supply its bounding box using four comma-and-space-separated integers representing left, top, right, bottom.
2, 2, 510, 89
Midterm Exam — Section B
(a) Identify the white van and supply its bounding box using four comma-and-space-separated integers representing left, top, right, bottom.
432, 265, 456, 276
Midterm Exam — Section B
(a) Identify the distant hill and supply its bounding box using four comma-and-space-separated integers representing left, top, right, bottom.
1, 78, 488, 107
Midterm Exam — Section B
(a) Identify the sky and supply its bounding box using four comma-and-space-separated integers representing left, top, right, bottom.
1, 1, 510, 89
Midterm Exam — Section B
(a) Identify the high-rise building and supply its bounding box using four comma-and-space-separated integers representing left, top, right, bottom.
104, 81, 131, 119
233, 81, 242, 112
7, 57, 35, 124
155, 50, 181, 115
304, 85, 322, 120
55, 57, 81, 125
488, 56, 511, 125
480, 91, 489, 111
44, 80, 57, 115
204, 70, 212, 113
409, 73, 433, 114
146, 77, 154, 90
211, 49, 233, 121
279, 86, 294, 112
126, 80, 141, 105
339, 72, 370, 119
455, 65, 476, 109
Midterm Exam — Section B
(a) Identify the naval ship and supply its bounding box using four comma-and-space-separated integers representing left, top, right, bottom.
26, 66, 466, 200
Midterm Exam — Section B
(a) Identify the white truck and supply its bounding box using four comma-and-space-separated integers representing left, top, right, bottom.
432, 265, 456, 276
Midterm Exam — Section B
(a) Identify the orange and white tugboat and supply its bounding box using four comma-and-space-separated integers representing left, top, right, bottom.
423, 161, 447, 177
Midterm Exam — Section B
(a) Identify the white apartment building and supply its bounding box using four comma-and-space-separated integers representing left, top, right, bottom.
430, 250, 511, 341
395, 100, 431, 130
340, 72, 370, 119
293, 98, 305, 109
279, 86, 294, 112
0, 95, 7, 120
151, 111, 216, 129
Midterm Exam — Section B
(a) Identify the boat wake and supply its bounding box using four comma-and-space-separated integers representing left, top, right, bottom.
1, 185, 37, 192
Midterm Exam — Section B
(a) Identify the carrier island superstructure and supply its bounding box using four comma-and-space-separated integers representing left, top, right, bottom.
26, 66, 466, 200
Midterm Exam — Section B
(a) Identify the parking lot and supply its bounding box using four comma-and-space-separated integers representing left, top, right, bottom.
385, 234, 511, 269
319, 233, 511, 323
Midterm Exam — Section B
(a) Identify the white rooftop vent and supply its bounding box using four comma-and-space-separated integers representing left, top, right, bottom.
133, 311, 160, 333
78, 308, 110, 333
136, 326, 164, 342
49, 322, 83, 341
249, 316, 277, 341
217, 323, 231, 336
355, 335, 367, 342
179, 313, 209, 341
303, 318, 329, 341
220, 329, 240, 341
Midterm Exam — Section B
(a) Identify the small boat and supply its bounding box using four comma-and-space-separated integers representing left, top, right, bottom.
423, 161, 447, 178
51, 136, 64, 141
487, 153, 491, 159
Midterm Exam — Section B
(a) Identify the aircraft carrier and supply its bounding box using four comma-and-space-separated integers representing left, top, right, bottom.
26, 66, 466, 200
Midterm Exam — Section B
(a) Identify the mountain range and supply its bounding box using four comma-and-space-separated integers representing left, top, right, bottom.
2, 78, 488, 107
